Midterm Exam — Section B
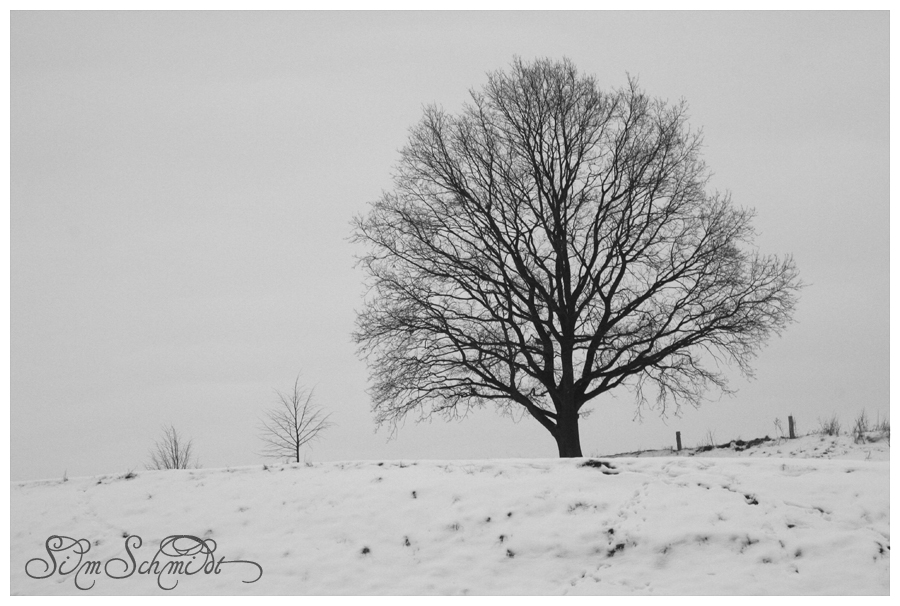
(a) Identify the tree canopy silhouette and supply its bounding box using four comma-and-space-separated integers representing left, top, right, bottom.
352, 57, 801, 457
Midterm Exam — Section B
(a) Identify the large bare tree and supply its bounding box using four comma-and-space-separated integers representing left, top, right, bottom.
259, 376, 332, 463
352, 57, 801, 457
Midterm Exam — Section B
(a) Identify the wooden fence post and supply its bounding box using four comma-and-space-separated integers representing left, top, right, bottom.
788, 415, 795, 439
676, 431, 682, 451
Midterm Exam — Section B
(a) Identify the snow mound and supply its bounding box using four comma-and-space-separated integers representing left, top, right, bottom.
607, 431, 891, 461
11, 443, 889, 595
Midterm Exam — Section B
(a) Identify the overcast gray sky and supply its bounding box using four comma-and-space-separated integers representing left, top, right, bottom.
10, 11, 889, 481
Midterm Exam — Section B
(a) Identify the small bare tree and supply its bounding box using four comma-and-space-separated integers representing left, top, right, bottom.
259, 376, 333, 463
146, 424, 198, 470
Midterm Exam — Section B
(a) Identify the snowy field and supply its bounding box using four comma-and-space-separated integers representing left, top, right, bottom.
10, 433, 889, 595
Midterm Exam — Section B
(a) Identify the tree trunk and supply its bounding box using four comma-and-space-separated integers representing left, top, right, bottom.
554, 410, 583, 457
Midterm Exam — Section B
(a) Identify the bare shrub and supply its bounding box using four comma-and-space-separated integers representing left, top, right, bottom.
774, 418, 785, 439
873, 412, 890, 444
147, 425, 198, 470
852, 410, 870, 444
818, 414, 841, 436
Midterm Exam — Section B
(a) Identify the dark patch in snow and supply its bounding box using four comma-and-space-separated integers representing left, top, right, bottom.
744, 494, 759, 505
732, 436, 773, 451
361, 546, 370, 555
580, 460, 618, 474
607, 543, 625, 557
506, 549, 515, 558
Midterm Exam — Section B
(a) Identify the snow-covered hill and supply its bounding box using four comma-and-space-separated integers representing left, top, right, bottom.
606, 431, 891, 461
10, 433, 889, 595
